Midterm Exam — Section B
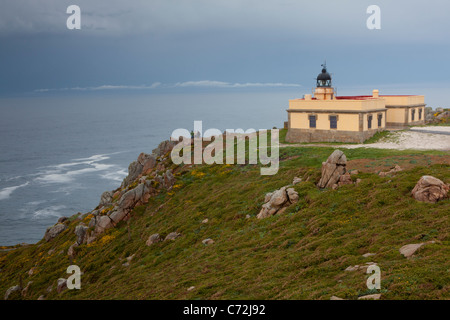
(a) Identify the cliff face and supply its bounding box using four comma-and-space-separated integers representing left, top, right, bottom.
0, 143, 449, 300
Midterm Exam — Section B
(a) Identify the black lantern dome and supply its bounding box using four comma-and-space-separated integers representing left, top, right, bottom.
316, 63, 332, 87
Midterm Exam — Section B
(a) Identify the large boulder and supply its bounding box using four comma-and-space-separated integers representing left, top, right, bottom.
75, 224, 88, 245
257, 186, 299, 219
94, 215, 114, 234
99, 191, 113, 208
44, 223, 67, 242
317, 150, 347, 189
411, 175, 449, 203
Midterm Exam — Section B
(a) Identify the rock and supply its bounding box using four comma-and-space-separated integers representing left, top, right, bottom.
330, 296, 344, 300
28, 267, 37, 276
99, 191, 113, 208
201, 218, 209, 224
436, 107, 444, 113
44, 223, 67, 242
109, 208, 128, 225
379, 165, 403, 177
362, 253, 376, 258
245, 214, 251, 219
37, 295, 45, 300
202, 238, 214, 245
411, 175, 449, 203
317, 150, 347, 189
58, 216, 68, 224
122, 160, 143, 188
293, 177, 302, 185
187, 286, 195, 291
355, 178, 362, 186
146, 233, 162, 246
86, 232, 97, 244
88, 216, 97, 228
163, 170, 176, 189
270, 188, 288, 206
349, 170, 359, 175
57, 278, 67, 294
338, 173, 353, 186
344, 265, 359, 272
358, 294, 381, 300
75, 224, 88, 245
21, 281, 33, 297
137, 152, 156, 175
68, 242, 78, 259
152, 140, 177, 158
399, 241, 435, 258
95, 215, 114, 234
165, 232, 181, 241
286, 188, 299, 203
4, 285, 21, 300
264, 192, 273, 203
257, 185, 298, 219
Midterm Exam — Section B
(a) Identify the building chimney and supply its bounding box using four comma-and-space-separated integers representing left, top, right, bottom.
372, 89, 379, 98
304, 94, 312, 100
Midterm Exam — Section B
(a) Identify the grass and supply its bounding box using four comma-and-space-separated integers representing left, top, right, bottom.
0, 146, 449, 300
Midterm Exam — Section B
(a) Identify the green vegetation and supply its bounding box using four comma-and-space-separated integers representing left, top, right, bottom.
0, 147, 449, 300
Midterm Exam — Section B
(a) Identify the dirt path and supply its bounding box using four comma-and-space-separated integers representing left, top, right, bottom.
280, 126, 450, 151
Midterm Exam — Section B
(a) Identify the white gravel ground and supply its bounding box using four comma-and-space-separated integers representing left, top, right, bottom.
281, 126, 450, 151
343, 130, 450, 151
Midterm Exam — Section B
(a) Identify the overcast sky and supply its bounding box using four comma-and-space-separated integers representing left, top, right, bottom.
1, 0, 449, 97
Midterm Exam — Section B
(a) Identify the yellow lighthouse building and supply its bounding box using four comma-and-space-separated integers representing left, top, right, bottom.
285, 64, 426, 143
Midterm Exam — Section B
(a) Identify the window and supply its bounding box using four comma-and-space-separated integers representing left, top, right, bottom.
419, 108, 422, 120
368, 115, 373, 129
411, 109, 415, 121
329, 116, 337, 129
378, 114, 382, 127
308, 115, 316, 128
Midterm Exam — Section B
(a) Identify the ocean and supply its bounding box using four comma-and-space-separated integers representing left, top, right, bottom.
0, 91, 292, 245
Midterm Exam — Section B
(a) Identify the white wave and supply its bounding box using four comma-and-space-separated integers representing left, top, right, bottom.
73, 154, 110, 162
0, 182, 29, 200
35, 155, 115, 184
101, 169, 128, 182
33, 205, 67, 219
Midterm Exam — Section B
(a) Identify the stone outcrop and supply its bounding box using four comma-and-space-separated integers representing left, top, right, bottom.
378, 165, 403, 177
146, 233, 162, 246
257, 186, 299, 219
399, 241, 435, 258
165, 232, 181, 241
44, 223, 67, 242
99, 191, 113, 207
317, 150, 347, 188
202, 238, 214, 245
75, 224, 88, 245
152, 140, 177, 158
411, 175, 449, 203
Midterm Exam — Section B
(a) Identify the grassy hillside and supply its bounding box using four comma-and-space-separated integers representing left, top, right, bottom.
1, 146, 449, 300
